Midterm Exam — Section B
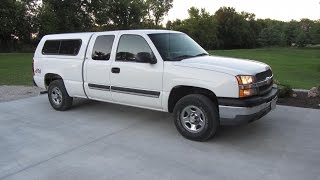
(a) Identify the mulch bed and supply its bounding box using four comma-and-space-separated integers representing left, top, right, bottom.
277, 91, 320, 109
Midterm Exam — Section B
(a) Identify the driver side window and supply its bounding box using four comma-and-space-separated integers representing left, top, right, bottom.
116, 35, 155, 63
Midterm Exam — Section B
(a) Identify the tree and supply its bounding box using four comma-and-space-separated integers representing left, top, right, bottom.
2, 1, 319, 52
258, 26, 286, 46
284, 20, 299, 46
168, 7, 219, 50
38, 0, 94, 37
146, 0, 173, 26
255, 19, 287, 47
295, 31, 308, 47
241, 12, 260, 48
0, 0, 35, 52
166, 19, 182, 29
93, 0, 147, 30
310, 20, 320, 44
295, 18, 313, 46
0, 0, 15, 51
214, 7, 257, 49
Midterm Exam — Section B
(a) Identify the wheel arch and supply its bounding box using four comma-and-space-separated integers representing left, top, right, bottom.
168, 85, 218, 113
44, 73, 63, 89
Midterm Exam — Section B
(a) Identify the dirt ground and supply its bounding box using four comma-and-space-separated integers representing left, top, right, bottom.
277, 91, 320, 109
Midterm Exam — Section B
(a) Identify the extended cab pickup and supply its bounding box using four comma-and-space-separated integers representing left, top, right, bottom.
33, 30, 278, 141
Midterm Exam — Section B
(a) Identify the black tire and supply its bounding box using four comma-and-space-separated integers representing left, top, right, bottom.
48, 80, 73, 111
173, 94, 219, 141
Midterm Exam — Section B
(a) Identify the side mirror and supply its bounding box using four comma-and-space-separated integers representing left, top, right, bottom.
136, 52, 157, 64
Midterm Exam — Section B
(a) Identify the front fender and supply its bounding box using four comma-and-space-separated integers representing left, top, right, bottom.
162, 64, 239, 111
163, 65, 239, 97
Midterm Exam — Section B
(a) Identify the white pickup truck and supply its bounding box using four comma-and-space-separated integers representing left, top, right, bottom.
33, 30, 278, 141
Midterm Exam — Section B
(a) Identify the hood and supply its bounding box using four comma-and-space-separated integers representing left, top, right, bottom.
172, 55, 270, 76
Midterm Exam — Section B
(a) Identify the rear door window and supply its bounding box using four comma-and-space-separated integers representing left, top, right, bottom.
92, 35, 115, 60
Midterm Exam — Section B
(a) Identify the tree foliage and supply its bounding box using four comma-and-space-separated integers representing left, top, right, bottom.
146, 0, 173, 26
169, 6, 320, 49
257, 20, 286, 47
0, 0, 35, 51
167, 7, 219, 50
310, 21, 320, 44
214, 7, 258, 49
0, 1, 319, 52
38, 0, 94, 37
93, 0, 147, 30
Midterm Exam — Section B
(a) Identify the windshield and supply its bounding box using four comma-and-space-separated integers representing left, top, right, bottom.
148, 33, 208, 61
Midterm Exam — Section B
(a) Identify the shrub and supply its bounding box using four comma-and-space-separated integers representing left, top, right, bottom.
278, 84, 293, 98
273, 79, 281, 85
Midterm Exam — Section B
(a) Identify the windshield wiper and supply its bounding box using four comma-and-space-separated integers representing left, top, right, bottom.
170, 53, 209, 61
194, 53, 209, 57
171, 55, 195, 61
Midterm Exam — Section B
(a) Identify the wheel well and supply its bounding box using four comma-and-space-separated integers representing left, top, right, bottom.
44, 73, 62, 88
168, 86, 218, 113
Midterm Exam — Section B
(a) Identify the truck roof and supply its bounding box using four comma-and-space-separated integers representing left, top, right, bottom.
42, 29, 181, 40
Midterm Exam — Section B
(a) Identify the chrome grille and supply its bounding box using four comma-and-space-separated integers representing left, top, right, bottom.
259, 81, 273, 95
255, 69, 273, 95
256, 69, 272, 82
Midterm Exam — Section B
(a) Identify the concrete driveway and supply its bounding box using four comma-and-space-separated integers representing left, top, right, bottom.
0, 96, 319, 180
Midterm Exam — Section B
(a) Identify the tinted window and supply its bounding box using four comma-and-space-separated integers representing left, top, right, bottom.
92, 35, 115, 60
42, 40, 60, 54
42, 39, 82, 55
116, 35, 154, 63
148, 33, 207, 61
59, 40, 82, 55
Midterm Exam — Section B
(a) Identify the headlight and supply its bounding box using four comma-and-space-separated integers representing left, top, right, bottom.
236, 75, 254, 85
236, 75, 257, 98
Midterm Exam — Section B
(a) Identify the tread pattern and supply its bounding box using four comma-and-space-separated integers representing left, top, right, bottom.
173, 94, 219, 141
48, 80, 73, 111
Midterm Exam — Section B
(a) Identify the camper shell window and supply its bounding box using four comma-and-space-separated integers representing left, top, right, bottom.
42, 39, 82, 56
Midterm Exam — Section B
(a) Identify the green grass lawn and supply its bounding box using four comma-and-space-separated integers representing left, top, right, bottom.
0, 47, 319, 89
0, 53, 33, 86
209, 47, 320, 89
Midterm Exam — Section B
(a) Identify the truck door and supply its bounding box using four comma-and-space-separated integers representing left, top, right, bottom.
110, 34, 163, 110
83, 32, 116, 101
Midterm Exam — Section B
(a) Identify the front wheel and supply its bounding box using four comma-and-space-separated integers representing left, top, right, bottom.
173, 94, 219, 141
48, 80, 73, 111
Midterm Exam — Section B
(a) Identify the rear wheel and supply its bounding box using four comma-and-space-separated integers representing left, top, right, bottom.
173, 94, 219, 141
48, 80, 73, 111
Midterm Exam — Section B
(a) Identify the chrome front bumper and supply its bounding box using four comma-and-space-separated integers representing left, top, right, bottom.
218, 88, 279, 125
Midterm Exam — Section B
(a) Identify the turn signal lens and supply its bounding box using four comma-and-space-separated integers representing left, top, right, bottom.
239, 89, 257, 98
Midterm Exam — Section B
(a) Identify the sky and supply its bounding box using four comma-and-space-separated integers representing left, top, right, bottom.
164, 0, 320, 22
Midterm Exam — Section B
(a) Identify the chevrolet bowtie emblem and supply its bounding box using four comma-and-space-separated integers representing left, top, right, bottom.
266, 76, 272, 84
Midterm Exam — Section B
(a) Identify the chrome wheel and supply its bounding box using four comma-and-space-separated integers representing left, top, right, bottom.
180, 105, 206, 133
51, 87, 62, 106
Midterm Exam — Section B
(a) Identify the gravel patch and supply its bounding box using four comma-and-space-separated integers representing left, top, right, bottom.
0, 85, 43, 102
